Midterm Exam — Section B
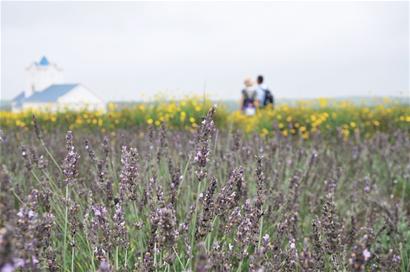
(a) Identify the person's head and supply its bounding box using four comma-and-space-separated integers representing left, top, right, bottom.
244, 77, 254, 88
257, 75, 264, 84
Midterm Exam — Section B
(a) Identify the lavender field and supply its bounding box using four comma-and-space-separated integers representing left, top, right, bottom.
0, 108, 409, 271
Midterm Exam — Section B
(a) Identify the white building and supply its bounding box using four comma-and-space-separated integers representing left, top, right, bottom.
11, 56, 105, 112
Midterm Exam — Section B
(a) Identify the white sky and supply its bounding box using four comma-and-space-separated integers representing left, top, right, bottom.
1, 1, 409, 101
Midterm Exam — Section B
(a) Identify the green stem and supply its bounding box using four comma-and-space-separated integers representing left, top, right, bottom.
124, 249, 128, 269
206, 216, 219, 251
177, 156, 192, 198
42, 170, 62, 192
71, 247, 75, 272
173, 247, 185, 270
154, 242, 157, 271
189, 181, 202, 269
63, 185, 69, 270
87, 238, 96, 271
31, 170, 42, 184
10, 188, 24, 204
258, 215, 264, 249
115, 246, 119, 270
41, 139, 62, 173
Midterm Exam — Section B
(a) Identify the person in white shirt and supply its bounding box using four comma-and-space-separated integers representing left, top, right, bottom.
255, 75, 274, 108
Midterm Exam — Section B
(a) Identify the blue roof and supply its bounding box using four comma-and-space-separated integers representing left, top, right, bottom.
25, 84, 78, 102
38, 56, 49, 66
11, 91, 26, 106
12, 91, 26, 102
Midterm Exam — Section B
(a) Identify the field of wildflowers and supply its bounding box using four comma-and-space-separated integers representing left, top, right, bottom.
0, 100, 409, 271
0, 97, 409, 140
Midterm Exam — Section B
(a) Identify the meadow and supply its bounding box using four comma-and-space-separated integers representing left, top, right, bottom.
1, 98, 409, 139
0, 99, 409, 271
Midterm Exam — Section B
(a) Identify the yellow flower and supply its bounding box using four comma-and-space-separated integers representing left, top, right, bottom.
350, 122, 356, 128
260, 128, 269, 137
319, 98, 328, 107
341, 129, 350, 141
180, 111, 186, 122
108, 102, 116, 111
302, 132, 309, 140
146, 118, 153, 125
75, 118, 83, 125
190, 117, 196, 123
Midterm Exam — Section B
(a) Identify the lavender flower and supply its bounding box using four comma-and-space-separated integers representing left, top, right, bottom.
62, 131, 80, 185
119, 146, 139, 202
21, 146, 33, 171
112, 201, 128, 249
321, 179, 341, 255
194, 242, 211, 272
85, 203, 111, 261
168, 159, 182, 208
84, 139, 97, 163
215, 167, 245, 216
349, 237, 372, 272
196, 177, 217, 239
193, 106, 216, 181
97, 259, 112, 272
0, 227, 15, 272
32, 115, 42, 141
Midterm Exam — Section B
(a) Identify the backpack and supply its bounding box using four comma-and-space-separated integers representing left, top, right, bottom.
242, 89, 256, 109
263, 89, 274, 106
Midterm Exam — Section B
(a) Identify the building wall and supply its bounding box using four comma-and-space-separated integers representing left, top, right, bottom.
11, 103, 22, 113
25, 64, 63, 96
21, 102, 105, 112
58, 85, 106, 111
21, 102, 56, 111
20, 85, 106, 112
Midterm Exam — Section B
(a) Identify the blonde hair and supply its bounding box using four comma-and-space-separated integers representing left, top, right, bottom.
244, 77, 254, 87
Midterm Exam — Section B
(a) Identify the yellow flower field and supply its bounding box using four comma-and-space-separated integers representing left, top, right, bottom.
1, 97, 409, 140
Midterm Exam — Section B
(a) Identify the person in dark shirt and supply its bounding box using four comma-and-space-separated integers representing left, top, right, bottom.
241, 77, 257, 115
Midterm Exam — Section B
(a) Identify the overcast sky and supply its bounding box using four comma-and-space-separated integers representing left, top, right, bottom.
1, 1, 409, 101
